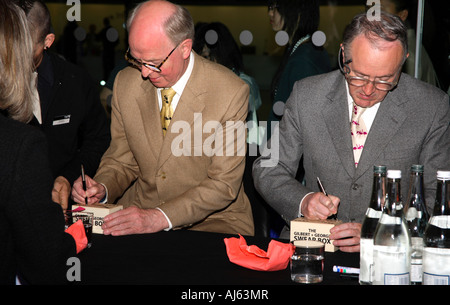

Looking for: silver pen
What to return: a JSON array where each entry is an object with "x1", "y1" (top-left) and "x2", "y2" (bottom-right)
[{"x1": 317, "y1": 177, "x2": 337, "y2": 219}]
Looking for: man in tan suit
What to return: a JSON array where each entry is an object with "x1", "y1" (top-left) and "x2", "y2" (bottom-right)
[{"x1": 71, "y1": 0, "x2": 254, "y2": 236}]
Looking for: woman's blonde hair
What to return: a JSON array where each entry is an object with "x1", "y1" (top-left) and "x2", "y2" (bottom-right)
[{"x1": 0, "y1": 0, "x2": 34, "y2": 123}]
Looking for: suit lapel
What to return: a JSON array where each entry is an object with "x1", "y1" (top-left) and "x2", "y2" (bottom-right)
[
  {"x1": 355, "y1": 91, "x2": 407, "y2": 179},
  {"x1": 323, "y1": 76, "x2": 355, "y2": 178},
  {"x1": 137, "y1": 81, "x2": 164, "y2": 162}
]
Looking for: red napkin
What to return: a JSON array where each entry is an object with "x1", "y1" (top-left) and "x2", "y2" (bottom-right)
[
  {"x1": 224, "y1": 234, "x2": 295, "y2": 271},
  {"x1": 65, "y1": 219, "x2": 88, "y2": 254}
]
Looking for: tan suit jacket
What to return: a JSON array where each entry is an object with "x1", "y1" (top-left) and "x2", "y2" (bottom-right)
[{"x1": 95, "y1": 53, "x2": 254, "y2": 236}]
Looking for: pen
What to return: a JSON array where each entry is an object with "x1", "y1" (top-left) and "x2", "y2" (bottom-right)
[
  {"x1": 316, "y1": 177, "x2": 328, "y2": 196},
  {"x1": 316, "y1": 177, "x2": 337, "y2": 219},
  {"x1": 81, "y1": 164, "x2": 88, "y2": 204}
]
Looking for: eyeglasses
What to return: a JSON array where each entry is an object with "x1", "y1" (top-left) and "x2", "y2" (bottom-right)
[
  {"x1": 125, "y1": 44, "x2": 178, "y2": 73},
  {"x1": 342, "y1": 59, "x2": 399, "y2": 91}
]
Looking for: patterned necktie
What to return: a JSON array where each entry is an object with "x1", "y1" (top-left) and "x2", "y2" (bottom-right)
[
  {"x1": 160, "y1": 87, "x2": 176, "y2": 136},
  {"x1": 350, "y1": 102, "x2": 367, "y2": 167}
]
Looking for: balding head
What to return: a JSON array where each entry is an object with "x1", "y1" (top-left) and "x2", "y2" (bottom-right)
[
  {"x1": 125, "y1": 0, "x2": 194, "y2": 88},
  {"x1": 127, "y1": 0, "x2": 194, "y2": 47}
]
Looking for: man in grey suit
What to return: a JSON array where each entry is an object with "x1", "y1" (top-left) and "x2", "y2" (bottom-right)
[{"x1": 253, "y1": 12, "x2": 450, "y2": 252}]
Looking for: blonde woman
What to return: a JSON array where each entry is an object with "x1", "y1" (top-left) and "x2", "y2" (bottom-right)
[{"x1": 0, "y1": 0, "x2": 77, "y2": 284}]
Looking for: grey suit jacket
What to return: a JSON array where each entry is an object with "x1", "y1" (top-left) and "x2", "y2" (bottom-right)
[{"x1": 253, "y1": 70, "x2": 450, "y2": 230}]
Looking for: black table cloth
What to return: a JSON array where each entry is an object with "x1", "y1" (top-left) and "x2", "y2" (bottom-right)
[{"x1": 76, "y1": 230, "x2": 359, "y2": 286}]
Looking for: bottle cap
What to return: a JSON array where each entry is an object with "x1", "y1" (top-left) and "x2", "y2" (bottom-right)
[
  {"x1": 410, "y1": 164, "x2": 424, "y2": 173},
  {"x1": 437, "y1": 171, "x2": 450, "y2": 180},
  {"x1": 387, "y1": 170, "x2": 401, "y2": 179},
  {"x1": 373, "y1": 165, "x2": 387, "y2": 174}
]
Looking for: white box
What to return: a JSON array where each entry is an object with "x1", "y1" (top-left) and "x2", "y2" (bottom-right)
[
  {"x1": 72, "y1": 204, "x2": 123, "y2": 234},
  {"x1": 290, "y1": 217, "x2": 342, "y2": 252}
]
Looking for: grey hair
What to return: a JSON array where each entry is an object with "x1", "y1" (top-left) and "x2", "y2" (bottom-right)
[
  {"x1": 127, "y1": 0, "x2": 194, "y2": 46},
  {"x1": 342, "y1": 11, "x2": 408, "y2": 64}
]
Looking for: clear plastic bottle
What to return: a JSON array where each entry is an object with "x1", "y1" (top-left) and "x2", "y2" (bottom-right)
[
  {"x1": 359, "y1": 165, "x2": 386, "y2": 285},
  {"x1": 372, "y1": 170, "x2": 411, "y2": 285},
  {"x1": 422, "y1": 170, "x2": 450, "y2": 285},
  {"x1": 404, "y1": 165, "x2": 429, "y2": 285}
]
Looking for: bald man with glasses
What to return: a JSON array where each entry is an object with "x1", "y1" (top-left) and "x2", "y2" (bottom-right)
[
  {"x1": 253, "y1": 12, "x2": 450, "y2": 252},
  {"x1": 72, "y1": 0, "x2": 254, "y2": 236}
]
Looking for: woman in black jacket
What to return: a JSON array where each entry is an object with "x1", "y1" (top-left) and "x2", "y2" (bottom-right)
[{"x1": 0, "y1": 0, "x2": 77, "y2": 284}]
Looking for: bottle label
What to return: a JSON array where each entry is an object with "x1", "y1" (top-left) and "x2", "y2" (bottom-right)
[
  {"x1": 423, "y1": 247, "x2": 450, "y2": 285},
  {"x1": 378, "y1": 214, "x2": 402, "y2": 225},
  {"x1": 405, "y1": 207, "x2": 422, "y2": 222},
  {"x1": 428, "y1": 216, "x2": 450, "y2": 229},
  {"x1": 373, "y1": 245, "x2": 410, "y2": 285},
  {"x1": 411, "y1": 259, "x2": 423, "y2": 283},
  {"x1": 359, "y1": 238, "x2": 374, "y2": 284},
  {"x1": 423, "y1": 273, "x2": 449, "y2": 285},
  {"x1": 365, "y1": 208, "x2": 382, "y2": 219}
]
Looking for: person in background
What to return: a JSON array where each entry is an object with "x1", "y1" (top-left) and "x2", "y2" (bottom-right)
[
  {"x1": 14, "y1": 0, "x2": 111, "y2": 212},
  {"x1": 376, "y1": 0, "x2": 439, "y2": 87},
  {"x1": 72, "y1": 0, "x2": 254, "y2": 236},
  {"x1": 194, "y1": 22, "x2": 271, "y2": 236},
  {"x1": 97, "y1": 17, "x2": 119, "y2": 81},
  {"x1": 0, "y1": 0, "x2": 77, "y2": 284},
  {"x1": 193, "y1": 22, "x2": 262, "y2": 146},
  {"x1": 253, "y1": 12, "x2": 450, "y2": 252},
  {"x1": 266, "y1": 0, "x2": 330, "y2": 140}
]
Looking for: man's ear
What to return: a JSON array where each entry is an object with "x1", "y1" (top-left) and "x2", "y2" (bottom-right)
[
  {"x1": 340, "y1": 43, "x2": 346, "y2": 61},
  {"x1": 397, "y1": 9, "x2": 408, "y2": 22},
  {"x1": 44, "y1": 33, "x2": 56, "y2": 49},
  {"x1": 180, "y1": 38, "x2": 193, "y2": 59}
]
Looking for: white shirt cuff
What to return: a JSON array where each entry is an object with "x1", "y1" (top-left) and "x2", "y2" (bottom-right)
[
  {"x1": 156, "y1": 207, "x2": 173, "y2": 231},
  {"x1": 298, "y1": 192, "x2": 314, "y2": 217},
  {"x1": 99, "y1": 183, "x2": 108, "y2": 203}
]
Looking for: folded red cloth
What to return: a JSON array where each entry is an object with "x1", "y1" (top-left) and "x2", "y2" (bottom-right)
[
  {"x1": 224, "y1": 234, "x2": 295, "y2": 271},
  {"x1": 65, "y1": 219, "x2": 88, "y2": 254}
]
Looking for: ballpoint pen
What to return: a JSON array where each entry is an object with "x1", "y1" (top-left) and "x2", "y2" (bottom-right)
[
  {"x1": 81, "y1": 164, "x2": 88, "y2": 204},
  {"x1": 317, "y1": 177, "x2": 337, "y2": 219}
]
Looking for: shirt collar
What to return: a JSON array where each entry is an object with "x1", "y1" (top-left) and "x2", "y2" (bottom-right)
[{"x1": 163, "y1": 51, "x2": 194, "y2": 96}]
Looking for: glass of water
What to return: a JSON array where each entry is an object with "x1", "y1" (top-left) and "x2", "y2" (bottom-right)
[{"x1": 290, "y1": 240, "x2": 325, "y2": 284}]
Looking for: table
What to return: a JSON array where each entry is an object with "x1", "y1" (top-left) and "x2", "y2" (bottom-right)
[{"x1": 76, "y1": 230, "x2": 359, "y2": 287}]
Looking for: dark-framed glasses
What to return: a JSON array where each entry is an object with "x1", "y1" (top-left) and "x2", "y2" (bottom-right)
[
  {"x1": 341, "y1": 59, "x2": 399, "y2": 92},
  {"x1": 125, "y1": 44, "x2": 178, "y2": 73}
]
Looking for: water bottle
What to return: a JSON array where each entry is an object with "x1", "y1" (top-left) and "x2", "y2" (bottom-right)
[
  {"x1": 422, "y1": 170, "x2": 450, "y2": 285},
  {"x1": 359, "y1": 165, "x2": 386, "y2": 285},
  {"x1": 404, "y1": 165, "x2": 429, "y2": 284},
  {"x1": 372, "y1": 170, "x2": 411, "y2": 285}
]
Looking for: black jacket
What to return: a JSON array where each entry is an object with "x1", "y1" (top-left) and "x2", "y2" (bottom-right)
[
  {"x1": 30, "y1": 51, "x2": 111, "y2": 184},
  {"x1": 0, "y1": 114, "x2": 76, "y2": 284}
]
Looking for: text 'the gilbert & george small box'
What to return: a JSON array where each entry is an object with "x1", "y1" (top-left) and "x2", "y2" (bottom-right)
[
  {"x1": 72, "y1": 204, "x2": 123, "y2": 234},
  {"x1": 290, "y1": 217, "x2": 342, "y2": 252}
]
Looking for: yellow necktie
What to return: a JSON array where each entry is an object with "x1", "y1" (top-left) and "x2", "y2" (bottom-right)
[
  {"x1": 160, "y1": 88, "x2": 176, "y2": 136},
  {"x1": 350, "y1": 102, "x2": 367, "y2": 167}
]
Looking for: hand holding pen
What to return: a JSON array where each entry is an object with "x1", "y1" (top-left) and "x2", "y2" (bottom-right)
[
  {"x1": 71, "y1": 168, "x2": 107, "y2": 205},
  {"x1": 316, "y1": 177, "x2": 338, "y2": 219}
]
